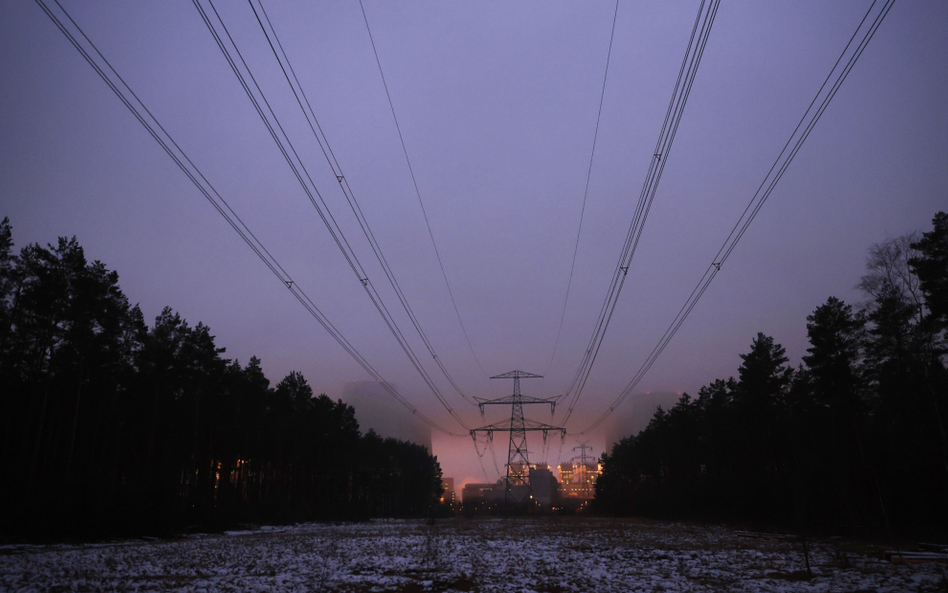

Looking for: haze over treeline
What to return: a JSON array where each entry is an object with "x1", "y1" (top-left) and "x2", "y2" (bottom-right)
[
  {"x1": 0, "y1": 217, "x2": 442, "y2": 540},
  {"x1": 596, "y1": 212, "x2": 948, "y2": 537}
]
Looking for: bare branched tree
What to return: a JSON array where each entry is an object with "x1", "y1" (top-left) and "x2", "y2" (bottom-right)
[{"x1": 858, "y1": 233, "x2": 926, "y2": 325}]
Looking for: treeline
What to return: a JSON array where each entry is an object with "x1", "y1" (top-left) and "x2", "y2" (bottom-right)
[
  {"x1": 0, "y1": 218, "x2": 442, "y2": 540},
  {"x1": 595, "y1": 212, "x2": 948, "y2": 537}
]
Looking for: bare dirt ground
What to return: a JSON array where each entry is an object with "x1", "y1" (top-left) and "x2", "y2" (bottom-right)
[{"x1": 2, "y1": 517, "x2": 946, "y2": 592}]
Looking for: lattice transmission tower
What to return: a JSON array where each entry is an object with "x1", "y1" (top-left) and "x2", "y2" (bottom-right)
[
  {"x1": 571, "y1": 442, "x2": 597, "y2": 499},
  {"x1": 470, "y1": 370, "x2": 565, "y2": 505}
]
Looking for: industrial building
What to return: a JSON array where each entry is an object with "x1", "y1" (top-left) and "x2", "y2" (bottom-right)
[
  {"x1": 557, "y1": 461, "x2": 601, "y2": 499},
  {"x1": 462, "y1": 462, "x2": 560, "y2": 506},
  {"x1": 461, "y1": 482, "x2": 499, "y2": 503},
  {"x1": 440, "y1": 477, "x2": 456, "y2": 508}
]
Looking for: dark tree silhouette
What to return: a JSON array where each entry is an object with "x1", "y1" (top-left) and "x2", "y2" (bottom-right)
[
  {"x1": 596, "y1": 213, "x2": 948, "y2": 537},
  {"x1": 910, "y1": 212, "x2": 948, "y2": 332},
  {"x1": 0, "y1": 220, "x2": 442, "y2": 540}
]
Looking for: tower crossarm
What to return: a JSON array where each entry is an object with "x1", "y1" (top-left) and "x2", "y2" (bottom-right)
[
  {"x1": 474, "y1": 394, "x2": 558, "y2": 414},
  {"x1": 490, "y1": 370, "x2": 543, "y2": 380},
  {"x1": 470, "y1": 419, "x2": 566, "y2": 438}
]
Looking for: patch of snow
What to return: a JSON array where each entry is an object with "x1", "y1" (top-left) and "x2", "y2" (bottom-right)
[{"x1": 2, "y1": 519, "x2": 946, "y2": 592}]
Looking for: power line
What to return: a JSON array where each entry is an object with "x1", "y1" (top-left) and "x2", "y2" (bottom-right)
[
  {"x1": 247, "y1": 0, "x2": 479, "y2": 407},
  {"x1": 545, "y1": 0, "x2": 620, "y2": 375},
  {"x1": 32, "y1": 0, "x2": 468, "y2": 437},
  {"x1": 471, "y1": 432, "x2": 496, "y2": 483},
  {"x1": 358, "y1": 0, "x2": 491, "y2": 379},
  {"x1": 572, "y1": 0, "x2": 896, "y2": 436},
  {"x1": 559, "y1": 0, "x2": 721, "y2": 426},
  {"x1": 193, "y1": 0, "x2": 472, "y2": 431}
]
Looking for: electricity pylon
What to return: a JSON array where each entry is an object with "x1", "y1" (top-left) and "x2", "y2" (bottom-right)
[
  {"x1": 571, "y1": 442, "x2": 596, "y2": 499},
  {"x1": 572, "y1": 442, "x2": 594, "y2": 466},
  {"x1": 470, "y1": 370, "x2": 565, "y2": 505}
]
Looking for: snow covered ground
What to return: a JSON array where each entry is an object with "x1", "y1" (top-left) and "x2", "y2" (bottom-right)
[{"x1": 2, "y1": 517, "x2": 945, "y2": 592}]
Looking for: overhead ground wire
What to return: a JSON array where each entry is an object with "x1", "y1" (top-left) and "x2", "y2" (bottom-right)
[
  {"x1": 358, "y1": 0, "x2": 491, "y2": 380},
  {"x1": 545, "y1": 0, "x2": 621, "y2": 376}
]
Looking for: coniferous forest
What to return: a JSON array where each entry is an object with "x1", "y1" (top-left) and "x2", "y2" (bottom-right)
[
  {"x1": 596, "y1": 212, "x2": 948, "y2": 537},
  {"x1": 0, "y1": 218, "x2": 443, "y2": 540}
]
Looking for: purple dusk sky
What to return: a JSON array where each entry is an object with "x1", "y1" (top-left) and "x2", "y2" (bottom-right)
[{"x1": 2, "y1": 1, "x2": 946, "y2": 487}]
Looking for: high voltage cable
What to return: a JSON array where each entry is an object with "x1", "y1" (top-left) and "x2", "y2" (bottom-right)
[
  {"x1": 560, "y1": 0, "x2": 721, "y2": 426},
  {"x1": 562, "y1": 0, "x2": 717, "y2": 416},
  {"x1": 487, "y1": 437, "x2": 502, "y2": 478},
  {"x1": 562, "y1": 0, "x2": 718, "y2": 418},
  {"x1": 249, "y1": 0, "x2": 487, "y2": 467},
  {"x1": 358, "y1": 0, "x2": 491, "y2": 379},
  {"x1": 31, "y1": 0, "x2": 467, "y2": 438},
  {"x1": 554, "y1": 436, "x2": 567, "y2": 471},
  {"x1": 563, "y1": 0, "x2": 720, "y2": 420},
  {"x1": 247, "y1": 0, "x2": 479, "y2": 407},
  {"x1": 572, "y1": 0, "x2": 896, "y2": 436},
  {"x1": 471, "y1": 434, "x2": 494, "y2": 483},
  {"x1": 545, "y1": 0, "x2": 620, "y2": 375},
  {"x1": 193, "y1": 0, "x2": 471, "y2": 431}
]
